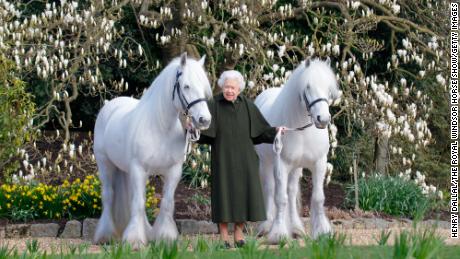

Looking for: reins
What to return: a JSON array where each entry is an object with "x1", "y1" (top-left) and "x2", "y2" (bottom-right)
[{"x1": 172, "y1": 69, "x2": 206, "y2": 159}]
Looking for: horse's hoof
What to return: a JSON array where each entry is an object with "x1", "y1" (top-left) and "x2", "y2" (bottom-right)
[
  {"x1": 94, "y1": 230, "x2": 116, "y2": 245},
  {"x1": 257, "y1": 221, "x2": 272, "y2": 237},
  {"x1": 128, "y1": 240, "x2": 146, "y2": 251},
  {"x1": 122, "y1": 229, "x2": 147, "y2": 249},
  {"x1": 291, "y1": 225, "x2": 306, "y2": 238},
  {"x1": 312, "y1": 227, "x2": 333, "y2": 239},
  {"x1": 266, "y1": 228, "x2": 290, "y2": 244},
  {"x1": 93, "y1": 236, "x2": 112, "y2": 245}
]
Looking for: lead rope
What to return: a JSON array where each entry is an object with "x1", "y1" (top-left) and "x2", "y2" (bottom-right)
[
  {"x1": 272, "y1": 115, "x2": 315, "y2": 156},
  {"x1": 182, "y1": 113, "x2": 201, "y2": 160}
]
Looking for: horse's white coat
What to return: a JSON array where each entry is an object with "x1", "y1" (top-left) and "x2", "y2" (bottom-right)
[
  {"x1": 255, "y1": 58, "x2": 340, "y2": 243},
  {"x1": 93, "y1": 54, "x2": 212, "y2": 247}
]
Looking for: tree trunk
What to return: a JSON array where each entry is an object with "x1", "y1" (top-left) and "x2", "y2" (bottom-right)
[
  {"x1": 161, "y1": 0, "x2": 186, "y2": 63},
  {"x1": 374, "y1": 136, "x2": 389, "y2": 174}
]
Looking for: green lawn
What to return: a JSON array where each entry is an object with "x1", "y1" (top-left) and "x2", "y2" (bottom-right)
[
  {"x1": 2, "y1": 230, "x2": 458, "y2": 259},
  {"x1": 5, "y1": 245, "x2": 455, "y2": 259}
]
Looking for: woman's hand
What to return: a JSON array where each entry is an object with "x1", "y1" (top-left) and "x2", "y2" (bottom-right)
[{"x1": 276, "y1": 126, "x2": 287, "y2": 134}]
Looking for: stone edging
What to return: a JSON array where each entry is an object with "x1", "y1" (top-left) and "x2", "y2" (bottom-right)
[{"x1": 0, "y1": 218, "x2": 450, "y2": 240}]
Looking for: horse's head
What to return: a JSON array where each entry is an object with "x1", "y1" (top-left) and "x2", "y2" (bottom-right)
[
  {"x1": 300, "y1": 57, "x2": 340, "y2": 129},
  {"x1": 173, "y1": 53, "x2": 212, "y2": 130}
]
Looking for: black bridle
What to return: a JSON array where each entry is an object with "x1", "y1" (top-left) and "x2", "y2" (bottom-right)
[
  {"x1": 303, "y1": 91, "x2": 328, "y2": 112},
  {"x1": 293, "y1": 91, "x2": 328, "y2": 130},
  {"x1": 172, "y1": 70, "x2": 207, "y2": 115}
]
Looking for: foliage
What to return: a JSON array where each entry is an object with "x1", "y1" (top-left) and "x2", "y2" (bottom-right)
[
  {"x1": 182, "y1": 144, "x2": 211, "y2": 189},
  {"x1": 345, "y1": 174, "x2": 439, "y2": 219},
  {"x1": 0, "y1": 1, "x2": 450, "y2": 193},
  {"x1": 393, "y1": 228, "x2": 444, "y2": 259},
  {"x1": 307, "y1": 233, "x2": 347, "y2": 259},
  {"x1": 0, "y1": 175, "x2": 158, "y2": 221},
  {"x1": 0, "y1": 56, "x2": 36, "y2": 176}
]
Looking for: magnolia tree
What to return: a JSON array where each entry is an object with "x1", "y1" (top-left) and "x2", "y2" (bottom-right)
[
  {"x1": 0, "y1": 0, "x2": 449, "y2": 188},
  {"x1": 0, "y1": 0, "x2": 146, "y2": 142},
  {"x1": 139, "y1": 0, "x2": 448, "y2": 185}
]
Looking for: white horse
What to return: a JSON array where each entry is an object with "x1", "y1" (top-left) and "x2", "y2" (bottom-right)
[
  {"x1": 93, "y1": 53, "x2": 212, "y2": 247},
  {"x1": 255, "y1": 58, "x2": 340, "y2": 243}
]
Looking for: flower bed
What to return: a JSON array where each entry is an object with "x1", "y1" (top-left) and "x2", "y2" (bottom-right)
[{"x1": 0, "y1": 175, "x2": 158, "y2": 222}]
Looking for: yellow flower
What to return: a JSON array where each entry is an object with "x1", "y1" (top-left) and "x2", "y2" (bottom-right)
[
  {"x1": 7, "y1": 203, "x2": 11, "y2": 208},
  {"x1": 93, "y1": 204, "x2": 97, "y2": 209}
]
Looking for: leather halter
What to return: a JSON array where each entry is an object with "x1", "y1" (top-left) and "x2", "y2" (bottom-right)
[
  {"x1": 172, "y1": 70, "x2": 207, "y2": 115},
  {"x1": 293, "y1": 91, "x2": 328, "y2": 130}
]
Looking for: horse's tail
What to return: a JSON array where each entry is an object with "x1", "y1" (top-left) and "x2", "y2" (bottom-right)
[{"x1": 111, "y1": 169, "x2": 131, "y2": 236}]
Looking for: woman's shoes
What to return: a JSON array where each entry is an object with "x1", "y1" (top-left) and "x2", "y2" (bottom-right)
[
  {"x1": 235, "y1": 239, "x2": 246, "y2": 248},
  {"x1": 220, "y1": 240, "x2": 245, "y2": 249},
  {"x1": 223, "y1": 241, "x2": 231, "y2": 249}
]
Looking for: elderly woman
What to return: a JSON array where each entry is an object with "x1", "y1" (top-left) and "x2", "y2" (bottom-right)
[{"x1": 196, "y1": 70, "x2": 285, "y2": 248}]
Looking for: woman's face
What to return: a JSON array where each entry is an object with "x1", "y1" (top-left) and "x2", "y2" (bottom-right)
[{"x1": 222, "y1": 79, "x2": 241, "y2": 102}]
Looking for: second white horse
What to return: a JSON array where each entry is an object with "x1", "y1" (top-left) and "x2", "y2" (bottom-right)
[{"x1": 255, "y1": 58, "x2": 340, "y2": 243}]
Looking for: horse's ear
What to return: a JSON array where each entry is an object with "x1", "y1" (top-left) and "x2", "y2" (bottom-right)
[
  {"x1": 325, "y1": 57, "x2": 331, "y2": 65},
  {"x1": 199, "y1": 55, "x2": 206, "y2": 66},
  {"x1": 305, "y1": 58, "x2": 311, "y2": 68},
  {"x1": 180, "y1": 52, "x2": 187, "y2": 67}
]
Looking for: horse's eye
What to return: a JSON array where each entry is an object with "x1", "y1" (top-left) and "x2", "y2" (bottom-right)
[{"x1": 184, "y1": 85, "x2": 190, "y2": 90}]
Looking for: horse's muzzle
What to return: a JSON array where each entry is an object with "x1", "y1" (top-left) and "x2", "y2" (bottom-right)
[
  {"x1": 315, "y1": 123, "x2": 328, "y2": 129},
  {"x1": 194, "y1": 116, "x2": 211, "y2": 130},
  {"x1": 314, "y1": 115, "x2": 330, "y2": 129}
]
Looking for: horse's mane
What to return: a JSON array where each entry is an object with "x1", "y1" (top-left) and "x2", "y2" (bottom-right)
[
  {"x1": 283, "y1": 58, "x2": 338, "y2": 97},
  {"x1": 271, "y1": 58, "x2": 339, "y2": 124},
  {"x1": 128, "y1": 57, "x2": 210, "y2": 138}
]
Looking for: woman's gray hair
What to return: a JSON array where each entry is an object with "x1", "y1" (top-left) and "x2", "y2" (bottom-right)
[{"x1": 217, "y1": 70, "x2": 246, "y2": 91}]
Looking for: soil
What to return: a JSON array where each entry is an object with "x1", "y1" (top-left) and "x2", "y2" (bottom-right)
[
  {"x1": 0, "y1": 174, "x2": 449, "y2": 228},
  {"x1": 153, "y1": 174, "x2": 450, "y2": 222},
  {"x1": 1, "y1": 130, "x2": 450, "y2": 226}
]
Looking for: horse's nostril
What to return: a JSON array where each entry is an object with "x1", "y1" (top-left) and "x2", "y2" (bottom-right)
[
  {"x1": 317, "y1": 115, "x2": 331, "y2": 123},
  {"x1": 199, "y1": 117, "x2": 210, "y2": 125}
]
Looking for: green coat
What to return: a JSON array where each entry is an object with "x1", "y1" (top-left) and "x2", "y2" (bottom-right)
[{"x1": 198, "y1": 93, "x2": 277, "y2": 223}]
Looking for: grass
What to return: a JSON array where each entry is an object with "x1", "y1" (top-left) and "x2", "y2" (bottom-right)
[{"x1": 0, "y1": 227, "x2": 457, "y2": 259}]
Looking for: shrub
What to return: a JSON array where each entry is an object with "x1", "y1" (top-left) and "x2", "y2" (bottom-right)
[
  {"x1": 0, "y1": 56, "x2": 36, "y2": 177},
  {"x1": 0, "y1": 175, "x2": 158, "y2": 221},
  {"x1": 345, "y1": 174, "x2": 437, "y2": 219},
  {"x1": 182, "y1": 144, "x2": 211, "y2": 189}
]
